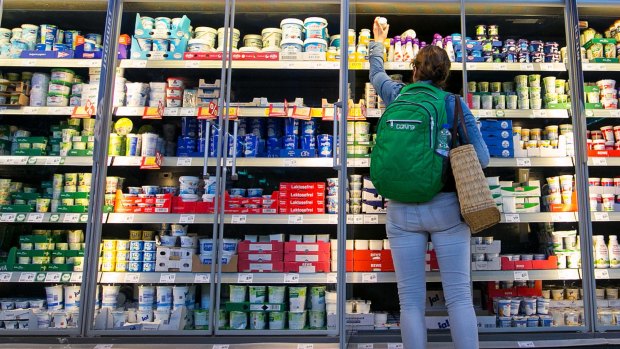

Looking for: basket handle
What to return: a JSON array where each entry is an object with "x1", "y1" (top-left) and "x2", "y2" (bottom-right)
[{"x1": 451, "y1": 94, "x2": 470, "y2": 148}]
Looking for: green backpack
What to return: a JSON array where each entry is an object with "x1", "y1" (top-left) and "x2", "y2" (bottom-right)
[{"x1": 370, "y1": 82, "x2": 451, "y2": 203}]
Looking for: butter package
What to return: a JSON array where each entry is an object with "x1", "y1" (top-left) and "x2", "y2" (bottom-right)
[
  {"x1": 502, "y1": 196, "x2": 541, "y2": 213},
  {"x1": 500, "y1": 180, "x2": 541, "y2": 197}
]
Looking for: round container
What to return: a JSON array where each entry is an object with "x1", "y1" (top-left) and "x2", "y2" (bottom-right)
[
  {"x1": 289, "y1": 286, "x2": 307, "y2": 311},
  {"x1": 304, "y1": 38, "x2": 328, "y2": 53},
  {"x1": 288, "y1": 311, "x2": 307, "y2": 330},
  {"x1": 48, "y1": 82, "x2": 72, "y2": 95},
  {"x1": 261, "y1": 28, "x2": 282, "y2": 49},
  {"x1": 281, "y1": 38, "x2": 303, "y2": 54},
  {"x1": 269, "y1": 311, "x2": 285, "y2": 329},
  {"x1": 309, "y1": 310, "x2": 325, "y2": 328},
  {"x1": 249, "y1": 311, "x2": 266, "y2": 329},
  {"x1": 188, "y1": 39, "x2": 211, "y2": 52},
  {"x1": 304, "y1": 17, "x2": 328, "y2": 39},
  {"x1": 51, "y1": 68, "x2": 75, "y2": 84},
  {"x1": 229, "y1": 311, "x2": 247, "y2": 330},
  {"x1": 194, "y1": 27, "x2": 217, "y2": 49},
  {"x1": 281, "y1": 18, "x2": 304, "y2": 40},
  {"x1": 230, "y1": 285, "x2": 247, "y2": 303},
  {"x1": 243, "y1": 34, "x2": 263, "y2": 49}
]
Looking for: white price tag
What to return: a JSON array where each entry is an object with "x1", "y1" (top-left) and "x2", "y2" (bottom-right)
[
  {"x1": 597, "y1": 64, "x2": 607, "y2": 71},
  {"x1": 288, "y1": 215, "x2": 304, "y2": 224},
  {"x1": 0, "y1": 213, "x2": 16, "y2": 222},
  {"x1": 478, "y1": 110, "x2": 493, "y2": 118},
  {"x1": 532, "y1": 110, "x2": 548, "y2": 118},
  {"x1": 213, "y1": 345, "x2": 229, "y2": 349},
  {"x1": 358, "y1": 344, "x2": 374, "y2": 349},
  {"x1": 121, "y1": 214, "x2": 135, "y2": 223},
  {"x1": 23, "y1": 59, "x2": 36, "y2": 66},
  {"x1": 594, "y1": 212, "x2": 610, "y2": 221},
  {"x1": 225, "y1": 158, "x2": 233, "y2": 167},
  {"x1": 124, "y1": 273, "x2": 141, "y2": 283},
  {"x1": 176, "y1": 157, "x2": 192, "y2": 166},
  {"x1": 63, "y1": 213, "x2": 80, "y2": 223},
  {"x1": 540, "y1": 63, "x2": 554, "y2": 71},
  {"x1": 128, "y1": 60, "x2": 147, "y2": 68},
  {"x1": 328, "y1": 215, "x2": 338, "y2": 224},
  {"x1": 592, "y1": 157, "x2": 608, "y2": 166},
  {"x1": 346, "y1": 215, "x2": 354, "y2": 224},
  {"x1": 284, "y1": 273, "x2": 300, "y2": 283},
  {"x1": 518, "y1": 342, "x2": 535, "y2": 348},
  {"x1": 596, "y1": 269, "x2": 610, "y2": 279},
  {"x1": 26, "y1": 213, "x2": 44, "y2": 223},
  {"x1": 70, "y1": 273, "x2": 83, "y2": 283},
  {"x1": 237, "y1": 273, "x2": 254, "y2": 283},
  {"x1": 514, "y1": 270, "x2": 529, "y2": 281},
  {"x1": 45, "y1": 156, "x2": 63, "y2": 165},
  {"x1": 231, "y1": 215, "x2": 247, "y2": 224},
  {"x1": 362, "y1": 273, "x2": 378, "y2": 283},
  {"x1": 520, "y1": 63, "x2": 534, "y2": 71},
  {"x1": 94, "y1": 345, "x2": 114, "y2": 349},
  {"x1": 194, "y1": 273, "x2": 210, "y2": 283},
  {"x1": 359, "y1": 158, "x2": 370, "y2": 167},
  {"x1": 363, "y1": 215, "x2": 379, "y2": 224},
  {"x1": 495, "y1": 63, "x2": 508, "y2": 70},
  {"x1": 297, "y1": 345, "x2": 313, "y2": 349},
  {"x1": 184, "y1": 61, "x2": 201, "y2": 68},
  {"x1": 165, "y1": 108, "x2": 180, "y2": 117},
  {"x1": 19, "y1": 272, "x2": 36, "y2": 282},
  {"x1": 552, "y1": 214, "x2": 564, "y2": 222},
  {"x1": 0, "y1": 272, "x2": 11, "y2": 282},
  {"x1": 327, "y1": 273, "x2": 338, "y2": 283},
  {"x1": 45, "y1": 272, "x2": 62, "y2": 283},
  {"x1": 516, "y1": 158, "x2": 532, "y2": 167},
  {"x1": 504, "y1": 214, "x2": 521, "y2": 223},
  {"x1": 50, "y1": 107, "x2": 67, "y2": 115},
  {"x1": 558, "y1": 269, "x2": 575, "y2": 280},
  {"x1": 284, "y1": 159, "x2": 297, "y2": 167},
  {"x1": 180, "y1": 107, "x2": 197, "y2": 116},
  {"x1": 466, "y1": 63, "x2": 478, "y2": 70},
  {"x1": 179, "y1": 214, "x2": 195, "y2": 224},
  {"x1": 388, "y1": 344, "x2": 404, "y2": 349},
  {"x1": 160, "y1": 273, "x2": 176, "y2": 283},
  {"x1": 353, "y1": 215, "x2": 364, "y2": 224}
]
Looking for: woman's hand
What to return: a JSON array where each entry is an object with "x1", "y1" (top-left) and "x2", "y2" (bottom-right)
[{"x1": 373, "y1": 17, "x2": 389, "y2": 43}]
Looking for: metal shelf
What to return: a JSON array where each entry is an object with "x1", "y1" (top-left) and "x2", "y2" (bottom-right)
[
  {"x1": 585, "y1": 109, "x2": 620, "y2": 118},
  {"x1": 488, "y1": 157, "x2": 574, "y2": 167},
  {"x1": 0, "y1": 58, "x2": 101, "y2": 68},
  {"x1": 472, "y1": 109, "x2": 569, "y2": 119},
  {"x1": 500, "y1": 212, "x2": 577, "y2": 223},
  {"x1": 583, "y1": 63, "x2": 620, "y2": 72},
  {"x1": 0, "y1": 106, "x2": 74, "y2": 116},
  {"x1": 0, "y1": 156, "x2": 92, "y2": 166},
  {"x1": 0, "y1": 212, "x2": 95, "y2": 223},
  {"x1": 105, "y1": 213, "x2": 385, "y2": 225},
  {"x1": 0, "y1": 271, "x2": 83, "y2": 283},
  {"x1": 588, "y1": 157, "x2": 620, "y2": 166},
  {"x1": 465, "y1": 62, "x2": 566, "y2": 72},
  {"x1": 589, "y1": 212, "x2": 620, "y2": 222}
]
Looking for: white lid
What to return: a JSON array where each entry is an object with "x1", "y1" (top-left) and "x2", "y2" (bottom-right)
[
  {"x1": 281, "y1": 38, "x2": 303, "y2": 45},
  {"x1": 261, "y1": 28, "x2": 282, "y2": 35},
  {"x1": 280, "y1": 18, "x2": 304, "y2": 27},
  {"x1": 189, "y1": 39, "x2": 210, "y2": 45},
  {"x1": 243, "y1": 34, "x2": 262, "y2": 40},
  {"x1": 361, "y1": 28, "x2": 371, "y2": 32},
  {"x1": 304, "y1": 17, "x2": 328, "y2": 25},
  {"x1": 195, "y1": 26, "x2": 217, "y2": 33},
  {"x1": 304, "y1": 38, "x2": 328, "y2": 45}
]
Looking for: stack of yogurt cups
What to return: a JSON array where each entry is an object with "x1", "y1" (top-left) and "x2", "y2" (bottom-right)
[
  {"x1": 216, "y1": 27, "x2": 241, "y2": 51},
  {"x1": 29, "y1": 72, "x2": 51, "y2": 107},
  {"x1": 348, "y1": 175, "x2": 362, "y2": 214},
  {"x1": 326, "y1": 177, "x2": 338, "y2": 214},
  {"x1": 126, "y1": 82, "x2": 149, "y2": 107}
]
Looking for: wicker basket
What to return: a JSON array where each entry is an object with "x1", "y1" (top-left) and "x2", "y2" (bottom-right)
[{"x1": 450, "y1": 144, "x2": 500, "y2": 233}]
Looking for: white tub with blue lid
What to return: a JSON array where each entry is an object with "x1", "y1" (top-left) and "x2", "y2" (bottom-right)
[
  {"x1": 188, "y1": 39, "x2": 211, "y2": 52},
  {"x1": 280, "y1": 18, "x2": 304, "y2": 40},
  {"x1": 304, "y1": 38, "x2": 327, "y2": 53},
  {"x1": 304, "y1": 17, "x2": 328, "y2": 39},
  {"x1": 281, "y1": 38, "x2": 303, "y2": 54}
]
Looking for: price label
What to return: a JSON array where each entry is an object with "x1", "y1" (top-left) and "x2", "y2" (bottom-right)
[
  {"x1": 514, "y1": 270, "x2": 530, "y2": 281},
  {"x1": 26, "y1": 213, "x2": 44, "y2": 223},
  {"x1": 353, "y1": 215, "x2": 364, "y2": 224},
  {"x1": 516, "y1": 158, "x2": 532, "y2": 167},
  {"x1": 180, "y1": 107, "x2": 197, "y2": 116},
  {"x1": 388, "y1": 344, "x2": 404, "y2": 349},
  {"x1": 478, "y1": 110, "x2": 493, "y2": 118},
  {"x1": 0, "y1": 272, "x2": 11, "y2": 282},
  {"x1": 328, "y1": 215, "x2": 338, "y2": 224},
  {"x1": 165, "y1": 108, "x2": 180, "y2": 117},
  {"x1": 504, "y1": 214, "x2": 521, "y2": 223},
  {"x1": 127, "y1": 60, "x2": 147, "y2": 68},
  {"x1": 594, "y1": 212, "x2": 610, "y2": 221},
  {"x1": 558, "y1": 269, "x2": 575, "y2": 280},
  {"x1": 124, "y1": 273, "x2": 141, "y2": 283},
  {"x1": 532, "y1": 110, "x2": 548, "y2": 118},
  {"x1": 327, "y1": 273, "x2": 338, "y2": 283},
  {"x1": 466, "y1": 63, "x2": 478, "y2": 70},
  {"x1": 237, "y1": 273, "x2": 254, "y2": 283},
  {"x1": 288, "y1": 215, "x2": 304, "y2": 224},
  {"x1": 231, "y1": 215, "x2": 247, "y2": 224},
  {"x1": 284, "y1": 159, "x2": 297, "y2": 167},
  {"x1": 45, "y1": 272, "x2": 62, "y2": 283},
  {"x1": 179, "y1": 214, "x2": 195, "y2": 224},
  {"x1": 184, "y1": 61, "x2": 201, "y2": 68},
  {"x1": 363, "y1": 215, "x2": 379, "y2": 224},
  {"x1": 194, "y1": 273, "x2": 210, "y2": 283},
  {"x1": 297, "y1": 345, "x2": 313, "y2": 349},
  {"x1": 63, "y1": 213, "x2": 80, "y2": 223},
  {"x1": 518, "y1": 342, "x2": 535, "y2": 348},
  {"x1": 349, "y1": 62, "x2": 364, "y2": 70},
  {"x1": 225, "y1": 158, "x2": 233, "y2": 167},
  {"x1": 23, "y1": 59, "x2": 36, "y2": 66},
  {"x1": 552, "y1": 214, "x2": 564, "y2": 222},
  {"x1": 213, "y1": 345, "x2": 229, "y2": 349},
  {"x1": 45, "y1": 157, "x2": 63, "y2": 165},
  {"x1": 495, "y1": 63, "x2": 508, "y2": 71},
  {"x1": 597, "y1": 64, "x2": 607, "y2": 71},
  {"x1": 362, "y1": 273, "x2": 378, "y2": 283},
  {"x1": 94, "y1": 345, "x2": 114, "y2": 349},
  {"x1": 592, "y1": 157, "x2": 608, "y2": 166},
  {"x1": 159, "y1": 273, "x2": 177, "y2": 283},
  {"x1": 0, "y1": 213, "x2": 16, "y2": 222},
  {"x1": 19, "y1": 272, "x2": 36, "y2": 282},
  {"x1": 540, "y1": 63, "x2": 554, "y2": 71},
  {"x1": 520, "y1": 63, "x2": 534, "y2": 71},
  {"x1": 359, "y1": 158, "x2": 370, "y2": 167},
  {"x1": 358, "y1": 344, "x2": 374, "y2": 349},
  {"x1": 70, "y1": 273, "x2": 83, "y2": 283},
  {"x1": 284, "y1": 273, "x2": 300, "y2": 283},
  {"x1": 50, "y1": 107, "x2": 67, "y2": 115},
  {"x1": 176, "y1": 157, "x2": 192, "y2": 166},
  {"x1": 596, "y1": 269, "x2": 610, "y2": 279}
]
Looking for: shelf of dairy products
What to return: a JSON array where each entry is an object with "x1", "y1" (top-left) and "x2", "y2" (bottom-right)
[
  {"x1": 589, "y1": 212, "x2": 620, "y2": 222},
  {"x1": 0, "y1": 212, "x2": 98, "y2": 223},
  {"x1": 0, "y1": 156, "x2": 93, "y2": 166},
  {"x1": 0, "y1": 59, "x2": 101, "y2": 68},
  {"x1": 585, "y1": 109, "x2": 620, "y2": 118},
  {"x1": 588, "y1": 157, "x2": 620, "y2": 166},
  {"x1": 111, "y1": 156, "x2": 334, "y2": 168},
  {"x1": 500, "y1": 212, "x2": 577, "y2": 223},
  {"x1": 0, "y1": 271, "x2": 84, "y2": 283},
  {"x1": 583, "y1": 63, "x2": 620, "y2": 72},
  {"x1": 489, "y1": 157, "x2": 574, "y2": 167},
  {"x1": 465, "y1": 62, "x2": 566, "y2": 72},
  {"x1": 0, "y1": 107, "x2": 75, "y2": 116},
  {"x1": 472, "y1": 109, "x2": 570, "y2": 119}
]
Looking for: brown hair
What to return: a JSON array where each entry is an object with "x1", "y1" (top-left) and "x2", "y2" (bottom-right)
[{"x1": 412, "y1": 45, "x2": 451, "y2": 88}]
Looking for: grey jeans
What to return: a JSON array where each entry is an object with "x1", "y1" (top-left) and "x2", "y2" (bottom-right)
[{"x1": 386, "y1": 192, "x2": 479, "y2": 349}]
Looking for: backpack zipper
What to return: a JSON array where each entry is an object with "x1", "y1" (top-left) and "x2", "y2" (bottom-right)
[
  {"x1": 387, "y1": 119, "x2": 422, "y2": 127},
  {"x1": 385, "y1": 101, "x2": 434, "y2": 148}
]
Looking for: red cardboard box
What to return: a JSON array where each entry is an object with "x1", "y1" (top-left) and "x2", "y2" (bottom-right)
[
  {"x1": 353, "y1": 260, "x2": 395, "y2": 272},
  {"x1": 279, "y1": 199, "x2": 325, "y2": 207},
  {"x1": 279, "y1": 182, "x2": 326, "y2": 191},
  {"x1": 238, "y1": 241, "x2": 284, "y2": 253},
  {"x1": 353, "y1": 250, "x2": 393, "y2": 262},
  {"x1": 285, "y1": 241, "x2": 330, "y2": 253},
  {"x1": 531, "y1": 256, "x2": 558, "y2": 269},
  {"x1": 284, "y1": 252, "x2": 330, "y2": 262},
  {"x1": 172, "y1": 197, "x2": 215, "y2": 213},
  {"x1": 279, "y1": 190, "x2": 325, "y2": 199},
  {"x1": 237, "y1": 260, "x2": 284, "y2": 272},
  {"x1": 279, "y1": 206, "x2": 325, "y2": 214},
  {"x1": 284, "y1": 261, "x2": 330, "y2": 273},
  {"x1": 238, "y1": 251, "x2": 284, "y2": 262}
]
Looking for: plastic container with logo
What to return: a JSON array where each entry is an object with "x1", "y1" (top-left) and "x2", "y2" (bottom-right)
[
  {"x1": 304, "y1": 17, "x2": 328, "y2": 40},
  {"x1": 281, "y1": 38, "x2": 303, "y2": 54},
  {"x1": 280, "y1": 18, "x2": 304, "y2": 40},
  {"x1": 261, "y1": 28, "x2": 282, "y2": 49},
  {"x1": 304, "y1": 38, "x2": 327, "y2": 53}
]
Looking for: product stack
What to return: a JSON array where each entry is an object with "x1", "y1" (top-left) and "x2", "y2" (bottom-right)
[
  {"x1": 278, "y1": 182, "x2": 325, "y2": 214},
  {"x1": 6, "y1": 231, "x2": 85, "y2": 272},
  {"x1": 469, "y1": 76, "x2": 569, "y2": 110},
  {"x1": 549, "y1": 230, "x2": 581, "y2": 269},
  {"x1": 347, "y1": 121, "x2": 374, "y2": 157},
  {"x1": 237, "y1": 237, "x2": 285, "y2": 273},
  {"x1": 130, "y1": 14, "x2": 191, "y2": 60},
  {"x1": 0, "y1": 71, "x2": 30, "y2": 106},
  {"x1": 581, "y1": 25, "x2": 620, "y2": 62},
  {"x1": 587, "y1": 123, "x2": 620, "y2": 151},
  {"x1": 588, "y1": 177, "x2": 620, "y2": 212}
]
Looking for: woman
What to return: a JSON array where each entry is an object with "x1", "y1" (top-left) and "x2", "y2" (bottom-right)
[{"x1": 370, "y1": 18, "x2": 490, "y2": 349}]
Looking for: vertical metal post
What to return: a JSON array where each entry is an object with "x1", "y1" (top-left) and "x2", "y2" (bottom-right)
[
  {"x1": 564, "y1": 0, "x2": 597, "y2": 333},
  {"x1": 208, "y1": 0, "x2": 232, "y2": 333},
  {"x1": 460, "y1": 0, "x2": 468, "y2": 97},
  {"x1": 81, "y1": 0, "x2": 123, "y2": 336},
  {"x1": 338, "y1": 0, "x2": 350, "y2": 347},
  {"x1": 0, "y1": 0, "x2": 4, "y2": 27}
]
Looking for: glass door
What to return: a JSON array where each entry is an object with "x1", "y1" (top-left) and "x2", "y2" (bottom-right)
[
  {"x1": 0, "y1": 0, "x2": 106, "y2": 335},
  {"x1": 88, "y1": 0, "x2": 228, "y2": 336},
  {"x1": 212, "y1": 0, "x2": 345, "y2": 340}
]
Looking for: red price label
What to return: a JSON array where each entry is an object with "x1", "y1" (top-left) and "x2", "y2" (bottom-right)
[
  {"x1": 208, "y1": 100, "x2": 218, "y2": 116},
  {"x1": 71, "y1": 100, "x2": 95, "y2": 119},
  {"x1": 142, "y1": 101, "x2": 164, "y2": 120}
]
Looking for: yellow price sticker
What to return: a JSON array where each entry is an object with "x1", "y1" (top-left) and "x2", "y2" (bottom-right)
[{"x1": 349, "y1": 62, "x2": 364, "y2": 70}]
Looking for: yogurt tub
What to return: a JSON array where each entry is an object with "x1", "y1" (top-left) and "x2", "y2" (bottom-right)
[
  {"x1": 289, "y1": 286, "x2": 307, "y2": 311},
  {"x1": 194, "y1": 27, "x2": 217, "y2": 48},
  {"x1": 268, "y1": 286, "x2": 286, "y2": 303},
  {"x1": 281, "y1": 18, "x2": 304, "y2": 40},
  {"x1": 230, "y1": 311, "x2": 247, "y2": 330},
  {"x1": 261, "y1": 28, "x2": 282, "y2": 48},
  {"x1": 268, "y1": 311, "x2": 286, "y2": 329},
  {"x1": 217, "y1": 27, "x2": 241, "y2": 50},
  {"x1": 49, "y1": 83, "x2": 72, "y2": 98},
  {"x1": 288, "y1": 311, "x2": 307, "y2": 330},
  {"x1": 329, "y1": 35, "x2": 341, "y2": 48},
  {"x1": 188, "y1": 38, "x2": 211, "y2": 52},
  {"x1": 230, "y1": 285, "x2": 247, "y2": 303},
  {"x1": 51, "y1": 68, "x2": 75, "y2": 84},
  {"x1": 249, "y1": 286, "x2": 266, "y2": 304},
  {"x1": 249, "y1": 311, "x2": 266, "y2": 330},
  {"x1": 47, "y1": 93, "x2": 69, "y2": 107},
  {"x1": 281, "y1": 38, "x2": 304, "y2": 54},
  {"x1": 304, "y1": 17, "x2": 328, "y2": 39},
  {"x1": 304, "y1": 38, "x2": 328, "y2": 53},
  {"x1": 167, "y1": 77, "x2": 185, "y2": 88},
  {"x1": 309, "y1": 310, "x2": 325, "y2": 328},
  {"x1": 243, "y1": 34, "x2": 263, "y2": 48}
]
